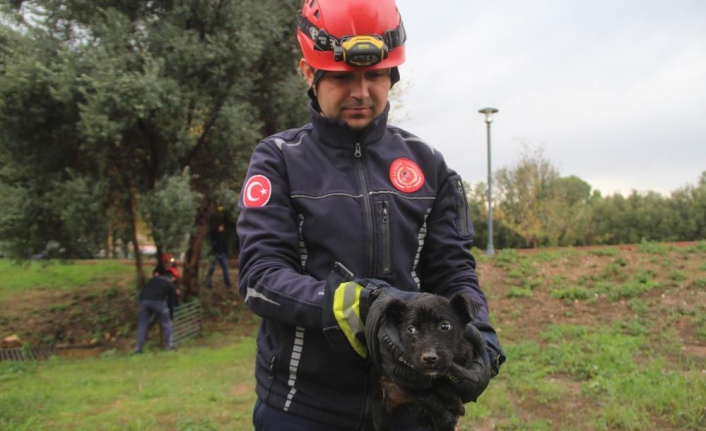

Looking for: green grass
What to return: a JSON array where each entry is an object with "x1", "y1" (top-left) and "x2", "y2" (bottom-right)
[
  {"x1": 0, "y1": 338, "x2": 257, "y2": 431},
  {"x1": 2, "y1": 244, "x2": 706, "y2": 431},
  {"x1": 0, "y1": 260, "x2": 135, "y2": 300},
  {"x1": 483, "y1": 325, "x2": 706, "y2": 431}
]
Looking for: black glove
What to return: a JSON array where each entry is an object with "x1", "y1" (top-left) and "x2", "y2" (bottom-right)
[
  {"x1": 321, "y1": 263, "x2": 392, "y2": 361},
  {"x1": 441, "y1": 323, "x2": 492, "y2": 403}
]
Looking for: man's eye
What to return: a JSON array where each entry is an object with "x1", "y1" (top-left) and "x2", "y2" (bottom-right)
[
  {"x1": 407, "y1": 326, "x2": 417, "y2": 334},
  {"x1": 365, "y1": 71, "x2": 387, "y2": 80},
  {"x1": 330, "y1": 73, "x2": 352, "y2": 81},
  {"x1": 440, "y1": 322, "x2": 452, "y2": 331}
]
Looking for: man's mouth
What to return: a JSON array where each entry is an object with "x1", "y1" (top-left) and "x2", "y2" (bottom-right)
[{"x1": 344, "y1": 106, "x2": 370, "y2": 113}]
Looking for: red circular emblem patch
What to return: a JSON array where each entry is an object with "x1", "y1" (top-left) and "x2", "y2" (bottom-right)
[
  {"x1": 389, "y1": 158, "x2": 425, "y2": 193},
  {"x1": 243, "y1": 175, "x2": 272, "y2": 208}
]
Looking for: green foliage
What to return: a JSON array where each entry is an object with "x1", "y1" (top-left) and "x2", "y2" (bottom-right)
[
  {"x1": 613, "y1": 318, "x2": 651, "y2": 336},
  {"x1": 637, "y1": 240, "x2": 673, "y2": 255},
  {"x1": 140, "y1": 172, "x2": 201, "y2": 255},
  {"x1": 552, "y1": 286, "x2": 596, "y2": 301},
  {"x1": 52, "y1": 175, "x2": 109, "y2": 257},
  {"x1": 507, "y1": 287, "x2": 533, "y2": 298},
  {"x1": 494, "y1": 144, "x2": 561, "y2": 248},
  {"x1": 469, "y1": 148, "x2": 706, "y2": 249},
  {"x1": 608, "y1": 270, "x2": 660, "y2": 300},
  {"x1": 493, "y1": 249, "x2": 521, "y2": 269},
  {"x1": 0, "y1": 0, "x2": 308, "y2": 264},
  {"x1": 628, "y1": 298, "x2": 649, "y2": 315},
  {"x1": 669, "y1": 269, "x2": 687, "y2": 282}
]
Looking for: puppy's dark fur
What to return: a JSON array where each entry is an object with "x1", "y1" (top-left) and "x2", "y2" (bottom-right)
[{"x1": 373, "y1": 294, "x2": 479, "y2": 431}]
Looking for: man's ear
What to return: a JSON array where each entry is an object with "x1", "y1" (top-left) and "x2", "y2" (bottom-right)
[{"x1": 299, "y1": 58, "x2": 315, "y2": 87}]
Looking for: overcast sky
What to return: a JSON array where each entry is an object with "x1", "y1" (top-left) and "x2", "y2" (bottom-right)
[{"x1": 392, "y1": 0, "x2": 706, "y2": 196}]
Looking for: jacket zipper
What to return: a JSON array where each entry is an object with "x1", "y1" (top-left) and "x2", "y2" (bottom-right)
[
  {"x1": 381, "y1": 201, "x2": 391, "y2": 275},
  {"x1": 354, "y1": 143, "x2": 375, "y2": 276}
]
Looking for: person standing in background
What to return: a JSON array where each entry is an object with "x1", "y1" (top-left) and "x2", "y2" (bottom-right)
[{"x1": 205, "y1": 223, "x2": 232, "y2": 290}]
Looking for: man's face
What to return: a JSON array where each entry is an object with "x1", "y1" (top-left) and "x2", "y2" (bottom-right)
[{"x1": 300, "y1": 60, "x2": 392, "y2": 132}]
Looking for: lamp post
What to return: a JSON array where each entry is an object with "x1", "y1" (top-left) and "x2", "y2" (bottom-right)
[{"x1": 478, "y1": 107, "x2": 498, "y2": 256}]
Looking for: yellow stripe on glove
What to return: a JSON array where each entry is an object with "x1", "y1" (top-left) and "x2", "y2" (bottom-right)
[{"x1": 333, "y1": 281, "x2": 367, "y2": 358}]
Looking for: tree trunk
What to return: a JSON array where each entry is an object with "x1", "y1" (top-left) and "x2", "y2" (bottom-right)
[
  {"x1": 107, "y1": 230, "x2": 113, "y2": 259},
  {"x1": 126, "y1": 185, "x2": 147, "y2": 288},
  {"x1": 181, "y1": 202, "x2": 212, "y2": 297}
]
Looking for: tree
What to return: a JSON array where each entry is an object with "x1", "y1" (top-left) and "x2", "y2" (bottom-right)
[
  {"x1": 494, "y1": 144, "x2": 559, "y2": 248},
  {"x1": 0, "y1": 17, "x2": 102, "y2": 260},
  {"x1": 0, "y1": 1, "x2": 308, "y2": 291},
  {"x1": 669, "y1": 171, "x2": 706, "y2": 241},
  {"x1": 543, "y1": 175, "x2": 594, "y2": 246}
]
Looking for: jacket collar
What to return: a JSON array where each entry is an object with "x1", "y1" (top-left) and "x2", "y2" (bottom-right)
[{"x1": 309, "y1": 102, "x2": 390, "y2": 149}]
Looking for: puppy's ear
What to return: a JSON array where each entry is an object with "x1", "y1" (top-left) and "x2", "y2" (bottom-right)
[
  {"x1": 384, "y1": 298, "x2": 407, "y2": 324},
  {"x1": 450, "y1": 295, "x2": 480, "y2": 325}
]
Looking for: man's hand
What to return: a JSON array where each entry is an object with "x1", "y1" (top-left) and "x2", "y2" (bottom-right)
[
  {"x1": 442, "y1": 324, "x2": 492, "y2": 403},
  {"x1": 321, "y1": 263, "x2": 392, "y2": 361}
]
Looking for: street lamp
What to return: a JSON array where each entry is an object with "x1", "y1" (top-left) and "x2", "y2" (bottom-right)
[{"x1": 478, "y1": 107, "x2": 498, "y2": 256}]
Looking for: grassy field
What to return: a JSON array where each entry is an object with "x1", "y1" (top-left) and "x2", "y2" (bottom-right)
[
  {"x1": 0, "y1": 340, "x2": 257, "y2": 430},
  {"x1": 1, "y1": 242, "x2": 705, "y2": 430},
  {"x1": 0, "y1": 259, "x2": 134, "y2": 301}
]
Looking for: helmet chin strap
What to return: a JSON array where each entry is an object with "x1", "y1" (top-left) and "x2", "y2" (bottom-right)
[
  {"x1": 306, "y1": 68, "x2": 326, "y2": 109},
  {"x1": 390, "y1": 67, "x2": 400, "y2": 86}
]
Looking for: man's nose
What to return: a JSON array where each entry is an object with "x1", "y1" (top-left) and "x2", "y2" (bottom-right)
[{"x1": 350, "y1": 74, "x2": 370, "y2": 99}]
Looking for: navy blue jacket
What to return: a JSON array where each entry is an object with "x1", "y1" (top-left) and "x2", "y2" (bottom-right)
[
  {"x1": 237, "y1": 103, "x2": 503, "y2": 430},
  {"x1": 208, "y1": 229, "x2": 229, "y2": 255},
  {"x1": 139, "y1": 275, "x2": 178, "y2": 317}
]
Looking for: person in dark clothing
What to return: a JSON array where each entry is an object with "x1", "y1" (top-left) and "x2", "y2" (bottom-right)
[
  {"x1": 205, "y1": 223, "x2": 232, "y2": 289},
  {"x1": 153, "y1": 252, "x2": 177, "y2": 277},
  {"x1": 153, "y1": 252, "x2": 182, "y2": 299},
  {"x1": 236, "y1": 0, "x2": 505, "y2": 429},
  {"x1": 135, "y1": 267, "x2": 179, "y2": 353}
]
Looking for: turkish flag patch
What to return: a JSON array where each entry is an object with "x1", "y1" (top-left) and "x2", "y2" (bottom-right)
[
  {"x1": 389, "y1": 158, "x2": 425, "y2": 193},
  {"x1": 243, "y1": 175, "x2": 272, "y2": 208}
]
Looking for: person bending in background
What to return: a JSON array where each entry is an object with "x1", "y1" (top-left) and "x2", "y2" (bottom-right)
[{"x1": 135, "y1": 267, "x2": 179, "y2": 353}]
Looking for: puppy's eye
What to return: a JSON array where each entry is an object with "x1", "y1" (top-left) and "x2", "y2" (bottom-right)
[
  {"x1": 407, "y1": 326, "x2": 417, "y2": 334},
  {"x1": 440, "y1": 322, "x2": 452, "y2": 331}
]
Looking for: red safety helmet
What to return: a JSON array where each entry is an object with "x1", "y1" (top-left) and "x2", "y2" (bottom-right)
[
  {"x1": 161, "y1": 252, "x2": 175, "y2": 265},
  {"x1": 297, "y1": 0, "x2": 406, "y2": 72},
  {"x1": 165, "y1": 266, "x2": 180, "y2": 281}
]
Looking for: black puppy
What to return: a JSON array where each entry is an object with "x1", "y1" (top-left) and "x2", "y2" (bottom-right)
[{"x1": 373, "y1": 293, "x2": 479, "y2": 431}]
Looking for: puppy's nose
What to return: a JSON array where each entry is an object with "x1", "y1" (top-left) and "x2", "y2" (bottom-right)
[{"x1": 421, "y1": 353, "x2": 439, "y2": 366}]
